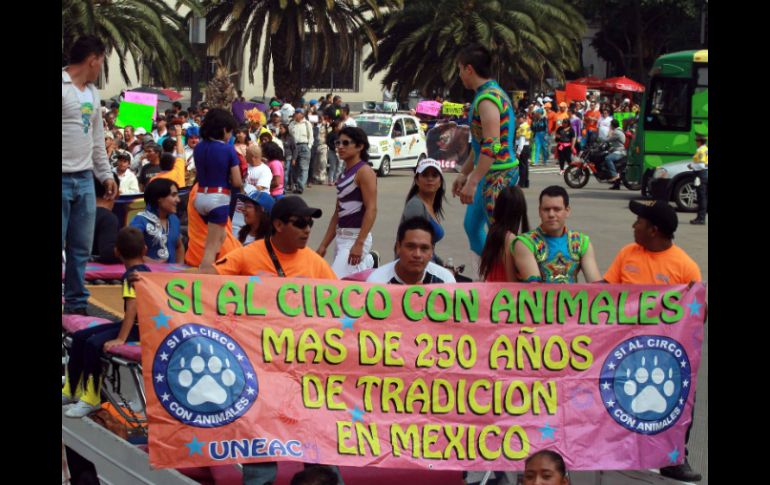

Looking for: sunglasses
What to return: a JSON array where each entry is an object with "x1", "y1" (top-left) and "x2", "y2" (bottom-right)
[
  {"x1": 287, "y1": 216, "x2": 314, "y2": 229},
  {"x1": 334, "y1": 139, "x2": 353, "y2": 147}
]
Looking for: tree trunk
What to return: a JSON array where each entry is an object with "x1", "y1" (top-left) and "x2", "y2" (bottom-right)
[
  {"x1": 270, "y1": 28, "x2": 303, "y2": 102},
  {"x1": 632, "y1": 0, "x2": 646, "y2": 84}
]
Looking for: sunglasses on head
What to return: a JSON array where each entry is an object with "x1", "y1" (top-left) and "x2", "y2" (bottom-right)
[
  {"x1": 286, "y1": 216, "x2": 314, "y2": 229},
  {"x1": 334, "y1": 139, "x2": 353, "y2": 147}
]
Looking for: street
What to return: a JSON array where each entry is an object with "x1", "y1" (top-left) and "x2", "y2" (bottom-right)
[{"x1": 301, "y1": 165, "x2": 709, "y2": 484}]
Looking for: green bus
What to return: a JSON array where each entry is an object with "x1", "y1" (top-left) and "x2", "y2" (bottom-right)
[{"x1": 627, "y1": 50, "x2": 708, "y2": 193}]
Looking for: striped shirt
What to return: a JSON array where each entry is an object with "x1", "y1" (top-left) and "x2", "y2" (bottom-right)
[
  {"x1": 469, "y1": 79, "x2": 518, "y2": 171},
  {"x1": 336, "y1": 161, "x2": 367, "y2": 228}
]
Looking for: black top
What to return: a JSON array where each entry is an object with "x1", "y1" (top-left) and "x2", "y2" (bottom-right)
[
  {"x1": 139, "y1": 163, "x2": 162, "y2": 188},
  {"x1": 92, "y1": 207, "x2": 120, "y2": 264},
  {"x1": 556, "y1": 126, "x2": 575, "y2": 143},
  {"x1": 121, "y1": 264, "x2": 151, "y2": 316}
]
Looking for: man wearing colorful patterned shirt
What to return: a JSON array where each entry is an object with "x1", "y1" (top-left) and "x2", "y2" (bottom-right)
[
  {"x1": 513, "y1": 185, "x2": 601, "y2": 283},
  {"x1": 452, "y1": 44, "x2": 520, "y2": 256}
]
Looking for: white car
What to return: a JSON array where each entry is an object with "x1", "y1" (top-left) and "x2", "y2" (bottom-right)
[
  {"x1": 648, "y1": 160, "x2": 700, "y2": 212},
  {"x1": 354, "y1": 113, "x2": 427, "y2": 176}
]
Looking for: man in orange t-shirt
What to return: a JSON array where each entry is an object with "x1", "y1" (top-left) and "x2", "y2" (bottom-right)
[
  {"x1": 212, "y1": 196, "x2": 336, "y2": 280},
  {"x1": 602, "y1": 199, "x2": 703, "y2": 483},
  {"x1": 603, "y1": 200, "x2": 701, "y2": 284},
  {"x1": 584, "y1": 104, "x2": 601, "y2": 147}
]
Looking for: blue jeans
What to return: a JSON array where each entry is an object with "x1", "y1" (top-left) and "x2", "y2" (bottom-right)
[
  {"x1": 463, "y1": 181, "x2": 487, "y2": 256},
  {"x1": 284, "y1": 157, "x2": 293, "y2": 188},
  {"x1": 295, "y1": 143, "x2": 311, "y2": 190},
  {"x1": 242, "y1": 462, "x2": 344, "y2": 485},
  {"x1": 327, "y1": 150, "x2": 340, "y2": 183},
  {"x1": 605, "y1": 152, "x2": 624, "y2": 178},
  {"x1": 62, "y1": 171, "x2": 96, "y2": 312},
  {"x1": 532, "y1": 132, "x2": 548, "y2": 165}
]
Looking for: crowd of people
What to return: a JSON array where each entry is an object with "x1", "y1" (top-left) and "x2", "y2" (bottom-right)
[
  {"x1": 63, "y1": 36, "x2": 705, "y2": 484},
  {"x1": 511, "y1": 91, "x2": 640, "y2": 182}
]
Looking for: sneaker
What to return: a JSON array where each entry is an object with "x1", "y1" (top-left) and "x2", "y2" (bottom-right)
[
  {"x1": 659, "y1": 461, "x2": 702, "y2": 482},
  {"x1": 690, "y1": 218, "x2": 706, "y2": 225},
  {"x1": 65, "y1": 400, "x2": 100, "y2": 418},
  {"x1": 62, "y1": 393, "x2": 77, "y2": 406},
  {"x1": 559, "y1": 169, "x2": 565, "y2": 175}
]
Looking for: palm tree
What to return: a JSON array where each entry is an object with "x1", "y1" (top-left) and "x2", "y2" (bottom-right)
[
  {"x1": 62, "y1": 0, "x2": 202, "y2": 87},
  {"x1": 363, "y1": 0, "x2": 586, "y2": 101},
  {"x1": 202, "y1": 0, "x2": 402, "y2": 101}
]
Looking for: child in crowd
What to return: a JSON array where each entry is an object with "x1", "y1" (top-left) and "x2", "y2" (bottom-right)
[
  {"x1": 262, "y1": 140, "x2": 285, "y2": 199},
  {"x1": 523, "y1": 450, "x2": 569, "y2": 485},
  {"x1": 63, "y1": 227, "x2": 151, "y2": 418}
]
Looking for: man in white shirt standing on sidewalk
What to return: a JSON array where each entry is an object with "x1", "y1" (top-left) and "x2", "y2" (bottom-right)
[
  {"x1": 62, "y1": 35, "x2": 117, "y2": 315},
  {"x1": 289, "y1": 108, "x2": 314, "y2": 194}
]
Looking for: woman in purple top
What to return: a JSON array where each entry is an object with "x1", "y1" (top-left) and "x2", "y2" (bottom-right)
[
  {"x1": 192, "y1": 108, "x2": 243, "y2": 270},
  {"x1": 317, "y1": 127, "x2": 378, "y2": 277}
]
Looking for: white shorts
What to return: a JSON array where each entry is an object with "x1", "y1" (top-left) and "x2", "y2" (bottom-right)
[
  {"x1": 193, "y1": 192, "x2": 231, "y2": 224},
  {"x1": 332, "y1": 228, "x2": 373, "y2": 278}
]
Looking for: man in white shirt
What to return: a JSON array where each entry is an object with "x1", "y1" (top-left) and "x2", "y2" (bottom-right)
[
  {"x1": 367, "y1": 217, "x2": 456, "y2": 284},
  {"x1": 62, "y1": 35, "x2": 117, "y2": 315},
  {"x1": 340, "y1": 105, "x2": 357, "y2": 127},
  {"x1": 288, "y1": 109, "x2": 314, "y2": 193}
]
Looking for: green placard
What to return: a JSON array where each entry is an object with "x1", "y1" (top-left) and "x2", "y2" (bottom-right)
[
  {"x1": 442, "y1": 102, "x2": 464, "y2": 116},
  {"x1": 116, "y1": 101, "x2": 155, "y2": 132},
  {"x1": 613, "y1": 112, "x2": 634, "y2": 125}
]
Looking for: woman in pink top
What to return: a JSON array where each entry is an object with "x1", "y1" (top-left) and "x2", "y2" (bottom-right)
[
  {"x1": 479, "y1": 186, "x2": 530, "y2": 282},
  {"x1": 262, "y1": 140, "x2": 285, "y2": 198}
]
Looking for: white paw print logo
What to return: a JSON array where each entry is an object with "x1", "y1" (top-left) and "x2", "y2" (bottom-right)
[
  {"x1": 623, "y1": 356, "x2": 675, "y2": 414},
  {"x1": 178, "y1": 344, "x2": 237, "y2": 406}
]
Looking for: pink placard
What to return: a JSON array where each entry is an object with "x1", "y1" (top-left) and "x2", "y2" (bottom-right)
[
  {"x1": 137, "y1": 274, "x2": 705, "y2": 472},
  {"x1": 416, "y1": 100, "x2": 443, "y2": 117},
  {"x1": 125, "y1": 91, "x2": 158, "y2": 120}
]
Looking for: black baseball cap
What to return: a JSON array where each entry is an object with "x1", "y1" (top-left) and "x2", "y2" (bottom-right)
[
  {"x1": 630, "y1": 200, "x2": 678, "y2": 237},
  {"x1": 271, "y1": 196, "x2": 322, "y2": 221}
]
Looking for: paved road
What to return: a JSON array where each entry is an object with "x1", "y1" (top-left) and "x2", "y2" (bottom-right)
[{"x1": 300, "y1": 164, "x2": 708, "y2": 484}]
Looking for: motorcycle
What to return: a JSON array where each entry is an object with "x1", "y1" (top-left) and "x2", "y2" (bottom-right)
[{"x1": 563, "y1": 142, "x2": 641, "y2": 190}]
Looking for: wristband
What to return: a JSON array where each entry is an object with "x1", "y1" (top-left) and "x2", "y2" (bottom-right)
[{"x1": 481, "y1": 137, "x2": 501, "y2": 158}]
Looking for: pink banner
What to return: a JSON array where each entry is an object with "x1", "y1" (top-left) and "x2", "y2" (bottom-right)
[
  {"x1": 416, "y1": 101, "x2": 443, "y2": 117},
  {"x1": 125, "y1": 91, "x2": 158, "y2": 120},
  {"x1": 136, "y1": 274, "x2": 705, "y2": 472}
]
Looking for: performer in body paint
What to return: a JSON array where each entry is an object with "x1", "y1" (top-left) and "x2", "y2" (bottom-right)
[{"x1": 451, "y1": 43, "x2": 519, "y2": 257}]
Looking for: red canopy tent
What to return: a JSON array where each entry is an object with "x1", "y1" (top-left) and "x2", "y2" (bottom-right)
[
  {"x1": 570, "y1": 76, "x2": 605, "y2": 88},
  {"x1": 602, "y1": 76, "x2": 645, "y2": 93}
]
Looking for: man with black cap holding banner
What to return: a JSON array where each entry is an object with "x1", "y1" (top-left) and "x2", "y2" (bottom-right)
[
  {"x1": 210, "y1": 195, "x2": 342, "y2": 485},
  {"x1": 602, "y1": 199, "x2": 703, "y2": 482}
]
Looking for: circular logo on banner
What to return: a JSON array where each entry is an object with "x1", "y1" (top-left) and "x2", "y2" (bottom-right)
[
  {"x1": 153, "y1": 324, "x2": 258, "y2": 428},
  {"x1": 599, "y1": 335, "x2": 691, "y2": 435}
]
